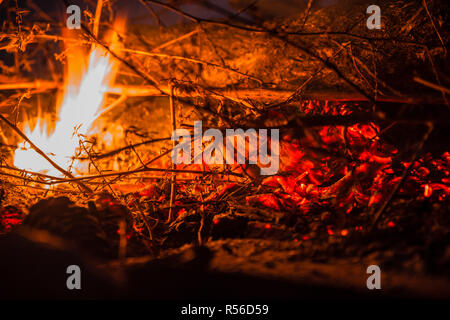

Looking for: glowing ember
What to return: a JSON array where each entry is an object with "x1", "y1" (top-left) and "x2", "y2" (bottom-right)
[{"x1": 14, "y1": 27, "x2": 123, "y2": 176}]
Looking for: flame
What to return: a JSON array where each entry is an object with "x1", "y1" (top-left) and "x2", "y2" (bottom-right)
[{"x1": 14, "y1": 23, "x2": 124, "y2": 176}]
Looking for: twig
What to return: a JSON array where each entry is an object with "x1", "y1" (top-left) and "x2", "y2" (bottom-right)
[
  {"x1": 414, "y1": 76, "x2": 450, "y2": 94},
  {"x1": 93, "y1": 0, "x2": 103, "y2": 38},
  {"x1": 342, "y1": 41, "x2": 402, "y2": 97},
  {"x1": 95, "y1": 94, "x2": 127, "y2": 119},
  {"x1": 78, "y1": 137, "x2": 172, "y2": 160},
  {"x1": 144, "y1": 0, "x2": 265, "y2": 33},
  {"x1": 6, "y1": 183, "x2": 76, "y2": 193},
  {"x1": 78, "y1": 136, "x2": 116, "y2": 195},
  {"x1": 168, "y1": 82, "x2": 176, "y2": 222},
  {"x1": 151, "y1": 29, "x2": 199, "y2": 52},
  {"x1": 422, "y1": 0, "x2": 447, "y2": 55},
  {"x1": 0, "y1": 170, "x2": 52, "y2": 185},
  {"x1": 0, "y1": 165, "x2": 65, "y2": 180},
  {"x1": 370, "y1": 122, "x2": 434, "y2": 230},
  {"x1": 49, "y1": 167, "x2": 244, "y2": 184},
  {"x1": 138, "y1": 0, "x2": 165, "y2": 27},
  {"x1": 398, "y1": 6, "x2": 424, "y2": 36},
  {"x1": 0, "y1": 80, "x2": 56, "y2": 91},
  {"x1": 197, "y1": 193, "x2": 206, "y2": 246},
  {"x1": 300, "y1": 0, "x2": 314, "y2": 30}
]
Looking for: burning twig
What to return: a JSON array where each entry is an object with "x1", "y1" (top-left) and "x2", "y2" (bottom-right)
[
  {"x1": 92, "y1": 0, "x2": 104, "y2": 38},
  {"x1": 0, "y1": 80, "x2": 56, "y2": 91}
]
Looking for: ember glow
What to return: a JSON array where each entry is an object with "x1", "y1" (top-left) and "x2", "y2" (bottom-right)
[{"x1": 13, "y1": 27, "x2": 123, "y2": 176}]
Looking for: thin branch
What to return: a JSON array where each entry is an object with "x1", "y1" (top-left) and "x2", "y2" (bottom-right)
[
  {"x1": 414, "y1": 76, "x2": 450, "y2": 94},
  {"x1": 422, "y1": 0, "x2": 447, "y2": 55},
  {"x1": 0, "y1": 165, "x2": 65, "y2": 180},
  {"x1": 93, "y1": 0, "x2": 103, "y2": 38},
  {"x1": 138, "y1": 0, "x2": 166, "y2": 27},
  {"x1": 78, "y1": 136, "x2": 116, "y2": 195},
  {"x1": 0, "y1": 170, "x2": 52, "y2": 185},
  {"x1": 50, "y1": 167, "x2": 244, "y2": 184},
  {"x1": 151, "y1": 29, "x2": 199, "y2": 52},
  {"x1": 300, "y1": 0, "x2": 314, "y2": 30},
  {"x1": 168, "y1": 82, "x2": 176, "y2": 222},
  {"x1": 370, "y1": 122, "x2": 434, "y2": 230},
  {"x1": 80, "y1": 137, "x2": 172, "y2": 160},
  {"x1": 144, "y1": 0, "x2": 265, "y2": 32}
]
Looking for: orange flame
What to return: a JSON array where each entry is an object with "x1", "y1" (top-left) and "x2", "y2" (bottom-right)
[{"x1": 14, "y1": 22, "x2": 125, "y2": 176}]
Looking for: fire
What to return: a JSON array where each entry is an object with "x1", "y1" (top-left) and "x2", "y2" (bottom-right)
[{"x1": 14, "y1": 25, "x2": 123, "y2": 176}]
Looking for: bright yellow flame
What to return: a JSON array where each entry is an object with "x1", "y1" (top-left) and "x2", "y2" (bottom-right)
[{"x1": 14, "y1": 23, "x2": 124, "y2": 176}]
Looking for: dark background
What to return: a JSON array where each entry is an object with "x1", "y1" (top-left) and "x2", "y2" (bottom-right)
[{"x1": 2, "y1": 0, "x2": 344, "y2": 26}]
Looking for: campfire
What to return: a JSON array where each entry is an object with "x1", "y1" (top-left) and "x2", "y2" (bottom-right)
[
  {"x1": 14, "y1": 37, "x2": 121, "y2": 176},
  {"x1": 0, "y1": 0, "x2": 449, "y2": 301}
]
